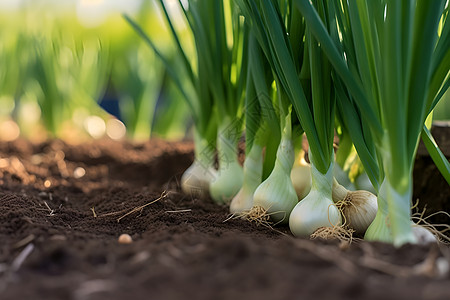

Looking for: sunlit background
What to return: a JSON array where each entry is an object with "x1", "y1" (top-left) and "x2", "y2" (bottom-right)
[
  {"x1": 0, "y1": 0, "x2": 449, "y2": 143},
  {"x1": 0, "y1": 0, "x2": 192, "y2": 143}
]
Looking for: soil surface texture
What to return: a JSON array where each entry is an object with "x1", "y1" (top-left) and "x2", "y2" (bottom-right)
[{"x1": 0, "y1": 137, "x2": 449, "y2": 300}]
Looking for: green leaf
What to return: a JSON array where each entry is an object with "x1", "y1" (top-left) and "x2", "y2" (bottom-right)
[
  {"x1": 421, "y1": 125, "x2": 450, "y2": 185},
  {"x1": 123, "y1": 14, "x2": 200, "y2": 128},
  {"x1": 293, "y1": 0, "x2": 382, "y2": 137}
]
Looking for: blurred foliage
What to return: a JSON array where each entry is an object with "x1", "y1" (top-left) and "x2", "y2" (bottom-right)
[{"x1": 0, "y1": 0, "x2": 189, "y2": 142}]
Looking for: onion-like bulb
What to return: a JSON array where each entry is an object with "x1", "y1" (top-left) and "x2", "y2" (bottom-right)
[
  {"x1": 251, "y1": 135, "x2": 298, "y2": 224},
  {"x1": 290, "y1": 151, "x2": 311, "y2": 200},
  {"x1": 230, "y1": 144, "x2": 263, "y2": 214},
  {"x1": 332, "y1": 179, "x2": 378, "y2": 235},
  {"x1": 181, "y1": 131, "x2": 216, "y2": 199},
  {"x1": 289, "y1": 153, "x2": 341, "y2": 237},
  {"x1": 411, "y1": 224, "x2": 437, "y2": 245},
  {"x1": 209, "y1": 125, "x2": 243, "y2": 204},
  {"x1": 181, "y1": 161, "x2": 216, "y2": 199}
]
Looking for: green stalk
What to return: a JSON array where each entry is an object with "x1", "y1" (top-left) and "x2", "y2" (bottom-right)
[
  {"x1": 252, "y1": 111, "x2": 298, "y2": 224},
  {"x1": 210, "y1": 117, "x2": 244, "y2": 204},
  {"x1": 421, "y1": 125, "x2": 450, "y2": 185},
  {"x1": 365, "y1": 178, "x2": 392, "y2": 243},
  {"x1": 230, "y1": 141, "x2": 264, "y2": 214}
]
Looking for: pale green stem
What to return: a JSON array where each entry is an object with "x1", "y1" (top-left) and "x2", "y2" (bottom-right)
[
  {"x1": 385, "y1": 176, "x2": 416, "y2": 247},
  {"x1": 309, "y1": 151, "x2": 333, "y2": 197},
  {"x1": 217, "y1": 130, "x2": 240, "y2": 171},
  {"x1": 194, "y1": 128, "x2": 215, "y2": 168},
  {"x1": 242, "y1": 143, "x2": 264, "y2": 189},
  {"x1": 364, "y1": 178, "x2": 393, "y2": 243}
]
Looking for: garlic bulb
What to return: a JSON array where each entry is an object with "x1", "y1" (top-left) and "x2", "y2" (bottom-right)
[
  {"x1": 181, "y1": 131, "x2": 216, "y2": 199},
  {"x1": 411, "y1": 225, "x2": 437, "y2": 245},
  {"x1": 230, "y1": 144, "x2": 263, "y2": 214},
  {"x1": 181, "y1": 160, "x2": 216, "y2": 199},
  {"x1": 289, "y1": 153, "x2": 341, "y2": 237},
  {"x1": 332, "y1": 178, "x2": 378, "y2": 235},
  {"x1": 339, "y1": 191, "x2": 378, "y2": 236}
]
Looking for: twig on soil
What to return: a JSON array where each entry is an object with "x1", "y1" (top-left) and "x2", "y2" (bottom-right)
[
  {"x1": 93, "y1": 191, "x2": 168, "y2": 220},
  {"x1": 91, "y1": 207, "x2": 97, "y2": 218},
  {"x1": 94, "y1": 208, "x2": 130, "y2": 218},
  {"x1": 223, "y1": 210, "x2": 289, "y2": 237},
  {"x1": 43, "y1": 201, "x2": 55, "y2": 216},
  {"x1": 116, "y1": 191, "x2": 167, "y2": 223},
  {"x1": 165, "y1": 209, "x2": 192, "y2": 213}
]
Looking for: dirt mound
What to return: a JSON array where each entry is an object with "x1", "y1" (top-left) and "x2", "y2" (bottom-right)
[{"x1": 0, "y1": 138, "x2": 449, "y2": 300}]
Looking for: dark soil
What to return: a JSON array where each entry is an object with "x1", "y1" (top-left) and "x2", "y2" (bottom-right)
[{"x1": 0, "y1": 135, "x2": 449, "y2": 300}]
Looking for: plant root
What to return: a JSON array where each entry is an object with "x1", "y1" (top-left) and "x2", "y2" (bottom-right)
[
  {"x1": 223, "y1": 206, "x2": 287, "y2": 236},
  {"x1": 244, "y1": 206, "x2": 271, "y2": 225},
  {"x1": 311, "y1": 225, "x2": 355, "y2": 245},
  {"x1": 412, "y1": 200, "x2": 450, "y2": 244},
  {"x1": 94, "y1": 191, "x2": 167, "y2": 222}
]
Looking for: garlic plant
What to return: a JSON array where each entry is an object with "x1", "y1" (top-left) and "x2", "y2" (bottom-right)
[
  {"x1": 236, "y1": 0, "x2": 343, "y2": 235},
  {"x1": 295, "y1": 0, "x2": 449, "y2": 246},
  {"x1": 127, "y1": 0, "x2": 248, "y2": 203},
  {"x1": 195, "y1": 0, "x2": 247, "y2": 204},
  {"x1": 125, "y1": 0, "x2": 218, "y2": 199},
  {"x1": 252, "y1": 115, "x2": 298, "y2": 224},
  {"x1": 289, "y1": 152, "x2": 341, "y2": 237}
]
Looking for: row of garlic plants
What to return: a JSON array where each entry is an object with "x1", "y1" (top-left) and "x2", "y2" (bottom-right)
[{"x1": 128, "y1": 0, "x2": 449, "y2": 246}]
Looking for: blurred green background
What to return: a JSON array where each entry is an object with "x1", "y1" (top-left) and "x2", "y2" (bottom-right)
[
  {"x1": 0, "y1": 0, "x2": 190, "y2": 143},
  {"x1": 0, "y1": 0, "x2": 448, "y2": 143}
]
